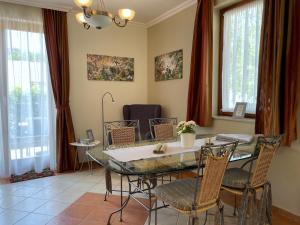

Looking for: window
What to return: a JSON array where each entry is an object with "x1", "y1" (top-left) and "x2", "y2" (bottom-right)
[
  {"x1": 218, "y1": 0, "x2": 263, "y2": 117},
  {"x1": 0, "y1": 4, "x2": 55, "y2": 177},
  {"x1": 6, "y1": 30, "x2": 53, "y2": 161}
]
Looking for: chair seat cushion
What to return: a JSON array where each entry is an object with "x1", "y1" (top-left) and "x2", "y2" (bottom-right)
[
  {"x1": 154, "y1": 178, "x2": 199, "y2": 211},
  {"x1": 222, "y1": 168, "x2": 251, "y2": 189}
]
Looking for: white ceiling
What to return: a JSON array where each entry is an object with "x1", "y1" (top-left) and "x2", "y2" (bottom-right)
[{"x1": 2, "y1": 0, "x2": 196, "y2": 24}]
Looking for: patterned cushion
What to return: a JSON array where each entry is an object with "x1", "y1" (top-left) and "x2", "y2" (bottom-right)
[
  {"x1": 222, "y1": 168, "x2": 251, "y2": 189},
  {"x1": 155, "y1": 178, "x2": 199, "y2": 211}
]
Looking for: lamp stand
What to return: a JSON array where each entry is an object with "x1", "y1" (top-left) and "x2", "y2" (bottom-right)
[{"x1": 101, "y1": 92, "x2": 115, "y2": 149}]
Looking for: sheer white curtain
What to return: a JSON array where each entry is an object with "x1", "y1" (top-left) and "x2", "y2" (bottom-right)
[
  {"x1": 0, "y1": 2, "x2": 55, "y2": 177},
  {"x1": 221, "y1": 0, "x2": 263, "y2": 114}
]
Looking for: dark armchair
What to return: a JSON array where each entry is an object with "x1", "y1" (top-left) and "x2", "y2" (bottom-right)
[{"x1": 123, "y1": 104, "x2": 161, "y2": 140}]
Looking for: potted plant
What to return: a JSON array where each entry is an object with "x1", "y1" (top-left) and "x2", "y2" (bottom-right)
[{"x1": 176, "y1": 120, "x2": 197, "y2": 148}]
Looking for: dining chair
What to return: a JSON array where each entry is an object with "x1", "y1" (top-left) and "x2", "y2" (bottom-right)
[
  {"x1": 149, "y1": 117, "x2": 178, "y2": 141},
  {"x1": 154, "y1": 141, "x2": 238, "y2": 225},
  {"x1": 149, "y1": 117, "x2": 178, "y2": 184},
  {"x1": 104, "y1": 120, "x2": 141, "y2": 148},
  {"x1": 221, "y1": 136, "x2": 281, "y2": 225},
  {"x1": 103, "y1": 120, "x2": 141, "y2": 221}
]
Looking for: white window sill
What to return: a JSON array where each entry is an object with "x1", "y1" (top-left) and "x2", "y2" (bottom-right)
[{"x1": 212, "y1": 115, "x2": 255, "y2": 124}]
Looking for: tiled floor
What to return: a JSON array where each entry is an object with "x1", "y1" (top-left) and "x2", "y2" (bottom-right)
[{"x1": 0, "y1": 168, "x2": 239, "y2": 225}]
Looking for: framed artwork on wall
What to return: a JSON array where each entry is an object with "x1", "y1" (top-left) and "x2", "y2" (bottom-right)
[
  {"x1": 87, "y1": 54, "x2": 134, "y2": 81},
  {"x1": 155, "y1": 49, "x2": 183, "y2": 81}
]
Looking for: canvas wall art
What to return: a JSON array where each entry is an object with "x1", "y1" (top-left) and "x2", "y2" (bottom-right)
[
  {"x1": 87, "y1": 54, "x2": 134, "y2": 81},
  {"x1": 155, "y1": 49, "x2": 183, "y2": 81}
]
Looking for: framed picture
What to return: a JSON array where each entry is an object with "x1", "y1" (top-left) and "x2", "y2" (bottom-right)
[
  {"x1": 87, "y1": 54, "x2": 134, "y2": 81},
  {"x1": 233, "y1": 102, "x2": 247, "y2": 119},
  {"x1": 155, "y1": 49, "x2": 183, "y2": 81},
  {"x1": 86, "y1": 129, "x2": 94, "y2": 142}
]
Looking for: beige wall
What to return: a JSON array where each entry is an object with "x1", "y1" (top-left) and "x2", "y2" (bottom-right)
[
  {"x1": 147, "y1": 3, "x2": 300, "y2": 216},
  {"x1": 68, "y1": 13, "x2": 148, "y2": 141},
  {"x1": 147, "y1": 6, "x2": 196, "y2": 121}
]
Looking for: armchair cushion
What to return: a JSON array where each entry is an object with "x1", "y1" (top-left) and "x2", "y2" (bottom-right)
[
  {"x1": 222, "y1": 168, "x2": 252, "y2": 189},
  {"x1": 155, "y1": 178, "x2": 199, "y2": 211}
]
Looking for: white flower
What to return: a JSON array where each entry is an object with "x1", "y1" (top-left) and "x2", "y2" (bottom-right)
[
  {"x1": 186, "y1": 120, "x2": 196, "y2": 126},
  {"x1": 178, "y1": 121, "x2": 185, "y2": 126},
  {"x1": 176, "y1": 121, "x2": 185, "y2": 129}
]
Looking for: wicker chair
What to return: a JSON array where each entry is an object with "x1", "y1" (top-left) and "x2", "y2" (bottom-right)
[
  {"x1": 103, "y1": 120, "x2": 141, "y2": 221},
  {"x1": 149, "y1": 118, "x2": 178, "y2": 183},
  {"x1": 221, "y1": 136, "x2": 281, "y2": 225},
  {"x1": 149, "y1": 118, "x2": 177, "y2": 141},
  {"x1": 154, "y1": 142, "x2": 238, "y2": 225},
  {"x1": 104, "y1": 120, "x2": 141, "y2": 149}
]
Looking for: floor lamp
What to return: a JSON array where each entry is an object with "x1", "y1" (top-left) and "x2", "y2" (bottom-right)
[{"x1": 101, "y1": 92, "x2": 115, "y2": 148}]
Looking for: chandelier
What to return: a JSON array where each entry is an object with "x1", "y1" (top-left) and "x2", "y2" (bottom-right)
[{"x1": 74, "y1": 0, "x2": 136, "y2": 30}]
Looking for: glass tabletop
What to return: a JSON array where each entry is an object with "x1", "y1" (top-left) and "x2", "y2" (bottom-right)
[{"x1": 87, "y1": 138, "x2": 253, "y2": 176}]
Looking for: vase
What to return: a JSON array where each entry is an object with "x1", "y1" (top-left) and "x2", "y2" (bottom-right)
[{"x1": 180, "y1": 133, "x2": 195, "y2": 148}]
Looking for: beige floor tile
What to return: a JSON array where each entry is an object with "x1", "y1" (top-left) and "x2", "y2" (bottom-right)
[
  {"x1": 67, "y1": 182, "x2": 96, "y2": 192},
  {"x1": 11, "y1": 197, "x2": 48, "y2": 212},
  {"x1": 34, "y1": 200, "x2": 70, "y2": 216},
  {"x1": 14, "y1": 213, "x2": 53, "y2": 225},
  {"x1": 0, "y1": 184, "x2": 20, "y2": 198},
  {"x1": 0, "y1": 189, "x2": 15, "y2": 199},
  {"x1": 52, "y1": 190, "x2": 85, "y2": 204},
  {"x1": 0, "y1": 196, "x2": 26, "y2": 208},
  {"x1": 13, "y1": 186, "x2": 42, "y2": 197},
  {"x1": 88, "y1": 183, "x2": 107, "y2": 194},
  {"x1": 45, "y1": 181, "x2": 74, "y2": 190},
  {"x1": 0, "y1": 209, "x2": 28, "y2": 225},
  {"x1": 21, "y1": 179, "x2": 53, "y2": 189},
  {"x1": 32, "y1": 188, "x2": 66, "y2": 200}
]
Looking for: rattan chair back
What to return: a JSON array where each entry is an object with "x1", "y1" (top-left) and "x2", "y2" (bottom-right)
[
  {"x1": 104, "y1": 120, "x2": 141, "y2": 148},
  {"x1": 111, "y1": 127, "x2": 135, "y2": 145},
  {"x1": 195, "y1": 142, "x2": 238, "y2": 207},
  {"x1": 250, "y1": 137, "x2": 281, "y2": 187},
  {"x1": 149, "y1": 118, "x2": 177, "y2": 140},
  {"x1": 253, "y1": 135, "x2": 281, "y2": 156},
  {"x1": 153, "y1": 123, "x2": 173, "y2": 140}
]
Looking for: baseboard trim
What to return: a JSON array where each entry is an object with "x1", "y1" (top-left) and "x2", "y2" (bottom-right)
[{"x1": 272, "y1": 206, "x2": 300, "y2": 223}]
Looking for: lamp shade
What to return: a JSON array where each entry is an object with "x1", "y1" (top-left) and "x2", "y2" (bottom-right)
[
  {"x1": 75, "y1": 12, "x2": 86, "y2": 24},
  {"x1": 118, "y1": 9, "x2": 135, "y2": 21},
  {"x1": 74, "y1": 0, "x2": 93, "y2": 8},
  {"x1": 85, "y1": 12, "x2": 112, "y2": 29}
]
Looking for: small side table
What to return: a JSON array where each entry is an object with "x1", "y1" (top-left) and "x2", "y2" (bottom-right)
[{"x1": 70, "y1": 140, "x2": 100, "y2": 172}]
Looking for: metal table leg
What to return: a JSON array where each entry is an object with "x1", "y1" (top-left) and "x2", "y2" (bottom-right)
[
  {"x1": 107, "y1": 175, "x2": 131, "y2": 225},
  {"x1": 120, "y1": 175, "x2": 123, "y2": 221}
]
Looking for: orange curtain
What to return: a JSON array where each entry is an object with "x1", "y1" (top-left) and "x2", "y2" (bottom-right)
[
  {"x1": 186, "y1": 0, "x2": 213, "y2": 126},
  {"x1": 255, "y1": 0, "x2": 300, "y2": 145},
  {"x1": 42, "y1": 9, "x2": 76, "y2": 171}
]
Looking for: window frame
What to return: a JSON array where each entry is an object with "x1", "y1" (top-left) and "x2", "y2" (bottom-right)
[{"x1": 218, "y1": 0, "x2": 258, "y2": 119}]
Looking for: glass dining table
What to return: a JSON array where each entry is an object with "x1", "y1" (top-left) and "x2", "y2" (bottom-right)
[{"x1": 87, "y1": 137, "x2": 254, "y2": 225}]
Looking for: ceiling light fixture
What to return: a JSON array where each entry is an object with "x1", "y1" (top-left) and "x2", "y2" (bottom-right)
[{"x1": 74, "y1": 0, "x2": 136, "y2": 30}]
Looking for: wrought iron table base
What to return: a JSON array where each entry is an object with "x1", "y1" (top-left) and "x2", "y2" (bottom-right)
[{"x1": 105, "y1": 174, "x2": 169, "y2": 225}]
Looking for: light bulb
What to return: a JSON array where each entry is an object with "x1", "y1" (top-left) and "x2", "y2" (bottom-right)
[
  {"x1": 74, "y1": 0, "x2": 93, "y2": 8},
  {"x1": 118, "y1": 9, "x2": 136, "y2": 21},
  {"x1": 75, "y1": 12, "x2": 86, "y2": 24}
]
